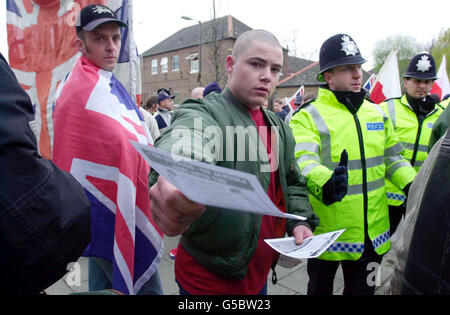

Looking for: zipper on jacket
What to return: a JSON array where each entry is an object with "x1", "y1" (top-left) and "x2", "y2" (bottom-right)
[
  {"x1": 352, "y1": 113, "x2": 369, "y2": 243},
  {"x1": 410, "y1": 115, "x2": 424, "y2": 167},
  {"x1": 344, "y1": 94, "x2": 369, "y2": 245}
]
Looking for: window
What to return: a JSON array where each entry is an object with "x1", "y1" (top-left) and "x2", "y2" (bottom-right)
[
  {"x1": 172, "y1": 55, "x2": 179, "y2": 71},
  {"x1": 185, "y1": 53, "x2": 199, "y2": 74},
  {"x1": 160, "y1": 57, "x2": 168, "y2": 73},
  {"x1": 151, "y1": 59, "x2": 158, "y2": 74},
  {"x1": 190, "y1": 60, "x2": 199, "y2": 74}
]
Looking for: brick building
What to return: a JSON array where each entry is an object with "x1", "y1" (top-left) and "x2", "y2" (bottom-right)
[
  {"x1": 140, "y1": 15, "x2": 250, "y2": 104},
  {"x1": 140, "y1": 15, "x2": 292, "y2": 105},
  {"x1": 140, "y1": 16, "x2": 371, "y2": 106}
]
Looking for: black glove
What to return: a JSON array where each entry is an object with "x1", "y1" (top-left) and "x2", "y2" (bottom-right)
[
  {"x1": 399, "y1": 182, "x2": 413, "y2": 208},
  {"x1": 322, "y1": 150, "x2": 348, "y2": 205},
  {"x1": 402, "y1": 182, "x2": 412, "y2": 199}
]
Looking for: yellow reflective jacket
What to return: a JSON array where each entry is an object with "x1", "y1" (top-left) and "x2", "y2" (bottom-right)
[
  {"x1": 290, "y1": 88, "x2": 416, "y2": 261},
  {"x1": 380, "y1": 95, "x2": 444, "y2": 206}
]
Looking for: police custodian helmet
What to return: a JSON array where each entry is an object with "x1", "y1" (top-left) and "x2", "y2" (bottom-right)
[
  {"x1": 404, "y1": 52, "x2": 437, "y2": 80},
  {"x1": 317, "y1": 34, "x2": 367, "y2": 82}
]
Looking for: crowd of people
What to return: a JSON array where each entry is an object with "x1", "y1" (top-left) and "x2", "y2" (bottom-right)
[{"x1": 1, "y1": 3, "x2": 449, "y2": 296}]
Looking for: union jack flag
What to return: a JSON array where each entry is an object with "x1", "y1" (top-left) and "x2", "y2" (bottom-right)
[
  {"x1": 363, "y1": 73, "x2": 376, "y2": 93},
  {"x1": 52, "y1": 55, "x2": 162, "y2": 295},
  {"x1": 6, "y1": 0, "x2": 141, "y2": 159}
]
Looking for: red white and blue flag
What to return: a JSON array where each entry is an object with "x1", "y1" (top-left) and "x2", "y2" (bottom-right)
[
  {"x1": 52, "y1": 55, "x2": 162, "y2": 295},
  {"x1": 363, "y1": 73, "x2": 376, "y2": 93},
  {"x1": 287, "y1": 85, "x2": 305, "y2": 110},
  {"x1": 6, "y1": 0, "x2": 141, "y2": 159}
]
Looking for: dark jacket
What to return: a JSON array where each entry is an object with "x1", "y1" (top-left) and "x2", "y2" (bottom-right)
[
  {"x1": 276, "y1": 105, "x2": 290, "y2": 121},
  {"x1": 150, "y1": 87, "x2": 318, "y2": 279},
  {"x1": 0, "y1": 54, "x2": 91, "y2": 295},
  {"x1": 401, "y1": 130, "x2": 450, "y2": 294}
]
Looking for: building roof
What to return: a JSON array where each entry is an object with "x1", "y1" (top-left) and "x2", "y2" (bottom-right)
[{"x1": 141, "y1": 15, "x2": 252, "y2": 57}]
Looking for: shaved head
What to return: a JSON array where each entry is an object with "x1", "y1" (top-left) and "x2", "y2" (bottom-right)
[
  {"x1": 232, "y1": 30, "x2": 282, "y2": 60},
  {"x1": 226, "y1": 29, "x2": 283, "y2": 110}
]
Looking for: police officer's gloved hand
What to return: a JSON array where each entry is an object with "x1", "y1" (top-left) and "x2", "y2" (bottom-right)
[
  {"x1": 402, "y1": 182, "x2": 412, "y2": 198},
  {"x1": 322, "y1": 150, "x2": 348, "y2": 205}
]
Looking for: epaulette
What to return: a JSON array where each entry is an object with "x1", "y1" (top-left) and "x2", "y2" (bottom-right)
[
  {"x1": 364, "y1": 94, "x2": 377, "y2": 104},
  {"x1": 292, "y1": 98, "x2": 316, "y2": 116},
  {"x1": 384, "y1": 96, "x2": 401, "y2": 102}
]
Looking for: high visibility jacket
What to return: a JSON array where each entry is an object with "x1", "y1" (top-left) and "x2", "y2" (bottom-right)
[
  {"x1": 380, "y1": 95, "x2": 444, "y2": 206},
  {"x1": 290, "y1": 88, "x2": 416, "y2": 261},
  {"x1": 440, "y1": 98, "x2": 449, "y2": 108}
]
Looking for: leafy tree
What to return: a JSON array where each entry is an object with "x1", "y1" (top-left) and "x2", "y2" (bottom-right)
[
  {"x1": 372, "y1": 35, "x2": 424, "y2": 75},
  {"x1": 429, "y1": 28, "x2": 450, "y2": 74}
]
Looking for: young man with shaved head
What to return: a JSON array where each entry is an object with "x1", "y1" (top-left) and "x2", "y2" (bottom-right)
[{"x1": 148, "y1": 30, "x2": 318, "y2": 295}]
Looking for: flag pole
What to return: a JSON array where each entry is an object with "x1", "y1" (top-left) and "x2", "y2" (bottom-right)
[{"x1": 128, "y1": 0, "x2": 137, "y2": 104}]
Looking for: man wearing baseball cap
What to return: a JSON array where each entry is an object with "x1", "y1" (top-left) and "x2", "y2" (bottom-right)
[
  {"x1": 289, "y1": 34, "x2": 416, "y2": 295},
  {"x1": 53, "y1": 4, "x2": 163, "y2": 295},
  {"x1": 75, "y1": 4, "x2": 127, "y2": 72},
  {"x1": 380, "y1": 53, "x2": 444, "y2": 234},
  {"x1": 155, "y1": 89, "x2": 175, "y2": 131}
]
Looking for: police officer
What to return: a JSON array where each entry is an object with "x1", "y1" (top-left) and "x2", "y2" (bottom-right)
[
  {"x1": 380, "y1": 52, "x2": 444, "y2": 233},
  {"x1": 289, "y1": 34, "x2": 416, "y2": 295}
]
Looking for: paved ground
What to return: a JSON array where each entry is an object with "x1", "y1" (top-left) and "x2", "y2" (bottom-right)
[{"x1": 45, "y1": 235, "x2": 396, "y2": 295}]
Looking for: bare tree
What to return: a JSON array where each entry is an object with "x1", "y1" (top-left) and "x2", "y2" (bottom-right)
[
  {"x1": 372, "y1": 35, "x2": 424, "y2": 74},
  {"x1": 202, "y1": 0, "x2": 229, "y2": 88},
  {"x1": 282, "y1": 30, "x2": 318, "y2": 73}
]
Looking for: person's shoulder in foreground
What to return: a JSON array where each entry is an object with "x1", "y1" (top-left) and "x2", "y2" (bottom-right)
[{"x1": 0, "y1": 53, "x2": 91, "y2": 295}]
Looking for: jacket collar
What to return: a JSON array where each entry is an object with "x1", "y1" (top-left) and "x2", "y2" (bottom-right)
[
  {"x1": 401, "y1": 94, "x2": 440, "y2": 117},
  {"x1": 222, "y1": 86, "x2": 251, "y2": 113},
  {"x1": 157, "y1": 108, "x2": 171, "y2": 114},
  {"x1": 222, "y1": 86, "x2": 276, "y2": 126},
  {"x1": 318, "y1": 86, "x2": 366, "y2": 114}
]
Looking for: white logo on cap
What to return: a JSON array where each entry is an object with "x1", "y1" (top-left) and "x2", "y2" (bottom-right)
[
  {"x1": 416, "y1": 55, "x2": 432, "y2": 72},
  {"x1": 93, "y1": 5, "x2": 113, "y2": 15},
  {"x1": 341, "y1": 35, "x2": 359, "y2": 56}
]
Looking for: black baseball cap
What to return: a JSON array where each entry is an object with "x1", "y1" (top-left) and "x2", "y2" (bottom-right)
[
  {"x1": 157, "y1": 91, "x2": 175, "y2": 103},
  {"x1": 76, "y1": 4, "x2": 127, "y2": 34}
]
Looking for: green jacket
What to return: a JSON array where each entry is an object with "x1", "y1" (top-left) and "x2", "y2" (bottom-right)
[
  {"x1": 150, "y1": 87, "x2": 318, "y2": 279},
  {"x1": 429, "y1": 105, "x2": 450, "y2": 150},
  {"x1": 290, "y1": 88, "x2": 416, "y2": 260}
]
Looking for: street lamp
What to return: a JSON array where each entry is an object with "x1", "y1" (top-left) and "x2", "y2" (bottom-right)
[{"x1": 181, "y1": 15, "x2": 202, "y2": 84}]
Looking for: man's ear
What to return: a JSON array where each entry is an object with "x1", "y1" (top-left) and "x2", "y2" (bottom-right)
[
  {"x1": 76, "y1": 38, "x2": 86, "y2": 54},
  {"x1": 403, "y1": 78, "x2": 409, "y2": 89},
  {"x1": 323, "y1": 71, "x2": 332, "y2": 85},
  {"x1": 226, "y1": 55, "x2": 235, "y2": 75}
]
